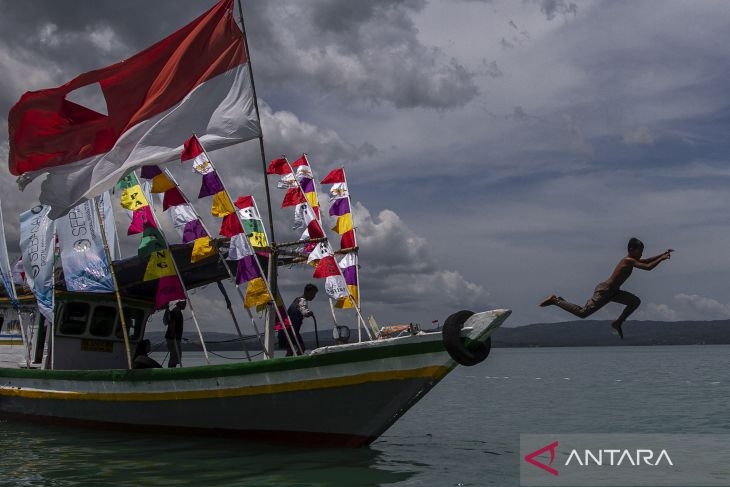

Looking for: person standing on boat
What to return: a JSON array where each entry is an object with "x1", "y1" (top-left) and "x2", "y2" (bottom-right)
[
  {"x1": 165, "y1": 300, "x2": 186, "y2": 367},
  {"x1": 539, "y1": 238, "x2": 673, "y2": 338},
  {"x1": 280, "y1": 284, "x2": 318, "y2": 356}
]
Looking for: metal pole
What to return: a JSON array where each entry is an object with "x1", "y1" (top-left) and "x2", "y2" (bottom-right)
[
  {"x1": 312, "y1": 315, "x2": 320, "y2": 349},
  {"x1": 93, "y1": 196, "x2": 133, "y2": 369}
]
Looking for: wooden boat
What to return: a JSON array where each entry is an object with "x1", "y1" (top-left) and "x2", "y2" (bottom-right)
[
  {"x1": 0, "y1": 297, "x2": 508, "y2": 446},
  {"x1": 0, "y1": 0, "x2": 511, "y2": 447}
]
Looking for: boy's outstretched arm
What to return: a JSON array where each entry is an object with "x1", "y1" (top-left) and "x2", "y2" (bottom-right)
[
  {"x1": 632, "y1": 250, "x2": 672, "y2": 270},
  {"x1": 639, "y1": 249, "x2": 674, "y2": 264}
]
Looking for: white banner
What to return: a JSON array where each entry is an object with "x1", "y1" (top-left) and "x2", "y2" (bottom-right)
[
  {"x1": 19, "y1": 205, "x2": 56, "y2": 323},
  {"x1": 57, "y1": 195, "x2": 114, "y2": 293}
]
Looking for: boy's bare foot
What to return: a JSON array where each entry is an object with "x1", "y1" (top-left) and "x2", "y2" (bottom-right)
[
  {"x1": 611, "y1": 321, "x2": 624, "y2": 339},
  {"x1": 539, "y1": 295, "x2": 557, "y2": 307}
]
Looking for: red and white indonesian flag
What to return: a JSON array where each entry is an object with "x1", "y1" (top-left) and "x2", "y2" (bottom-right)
[{"x1": 8, "y1": 0, "x2": 259, "y2": 219}]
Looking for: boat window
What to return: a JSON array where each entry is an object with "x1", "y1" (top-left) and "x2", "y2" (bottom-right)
[
  {"x1": 115, "y1": 307, "x2": 145, "y2": 341},
  {"x1": 59, "y1": 302, "x2": 90, "y2": 335},
  {"x1": 89, "y1": 306, "x2": 117, "y2": 337}
]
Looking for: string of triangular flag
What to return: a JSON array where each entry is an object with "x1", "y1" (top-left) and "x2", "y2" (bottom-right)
[
  {"x1": 182, "y1": 135, "x2": 299, "y2": 354},
  {"x1": 321, "y1": 167, "x2": 359, "y2": 310},
  {"x1": 266, "y1": 156, "x2": 369, "y2": 338}
]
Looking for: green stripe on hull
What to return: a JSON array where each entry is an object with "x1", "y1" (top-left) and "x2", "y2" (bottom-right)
[{"x1": 0, "y1": 338, "x2": 447, "y2": 382}]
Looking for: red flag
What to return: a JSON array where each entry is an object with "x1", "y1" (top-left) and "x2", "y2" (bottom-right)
[
  {"x1": 219, "y1": 213, "x2": 243, "y2": 237},
  {"x1": 281, "y1": 188, "x2": 305, "y2": 208},
  {"x1": 291, "y1": 155, "x2": 308, "y2": 167},
  {"x1": 163, "y1": 187, "x2": 186, "y2": 210},
  {"x1": 234, "y1": 195, "x2": 254, "y2": 209},
  {"x1": 321, "y1": 168, "x2": 345, "y2": 184},
  {"x1": 267, "y1": 158, "x2": 291, "y2": 175},
  {"x1": 313, "y1": 256, "x2": 340, "y2": 278},
  {"x1": 307, "y1": 220, "x2": 325, "y2": 239},
  {"x1": 341, "y1": 229, "x2": 356, "y2": 249},
  {"x1": 181, "y1": 135, "x2": 204, "y2": 162},
  {"x1": 8, "y1": 0, "x2": 260, "y2": 219}
]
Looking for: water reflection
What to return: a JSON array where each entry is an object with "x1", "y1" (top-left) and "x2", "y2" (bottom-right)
[{"x1": 0, "y1": 419, "x2": 415, "y2": 487}]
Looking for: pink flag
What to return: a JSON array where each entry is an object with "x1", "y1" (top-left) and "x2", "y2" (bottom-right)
[
  {"x1": 128, "y1": 206, "x2": 157, "y2": 235},
  {"x1": 155, "y1": 275, "x2": 185, "y2": 309}
]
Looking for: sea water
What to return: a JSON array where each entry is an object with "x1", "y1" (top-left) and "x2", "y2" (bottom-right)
[{"x1": 1, "y1": 345, "x2": 728, "y2": 486}]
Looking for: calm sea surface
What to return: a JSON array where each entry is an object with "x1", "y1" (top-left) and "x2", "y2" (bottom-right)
[{"x1": 1, "y1": 346, "x2": 729, "y2": 486}]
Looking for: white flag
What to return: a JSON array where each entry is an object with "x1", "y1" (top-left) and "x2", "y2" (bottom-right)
[
  {"x1": 228, "y1": 233, "x2": 254, "y2": 261},
  {"x1": 19, "y1": 206, "x2": 56, "y2": 323},
  {"x1": 57, "y1": 197, "x2": 114, "y2": 293},
  {"x1": 328, "y1": 182, "x2": 349, "y2": 202},
  {"x1": 325, "y1": 275, "x2": 348, "y2": 300}
]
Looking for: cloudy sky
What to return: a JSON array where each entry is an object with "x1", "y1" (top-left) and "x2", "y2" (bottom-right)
[{"x1": 2, "y1": 0, "x2": 730, "y2": 335}]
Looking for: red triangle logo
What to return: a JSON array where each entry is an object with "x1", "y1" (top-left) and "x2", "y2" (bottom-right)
[{"x1": 524, "y1": 441, "x2": 559, "y2": 476}]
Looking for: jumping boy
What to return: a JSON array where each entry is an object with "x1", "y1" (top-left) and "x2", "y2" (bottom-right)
[{"x1": 539, "y1": 238, "x2": 673, "y2": 338}]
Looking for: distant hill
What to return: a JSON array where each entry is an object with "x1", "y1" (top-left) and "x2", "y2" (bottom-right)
[
  {"x1": 146, "y1": 320, "x2": 730, "y2": 351},
  {"x1": 491, "y1": 320, "x2": 730, "y2": 347}
]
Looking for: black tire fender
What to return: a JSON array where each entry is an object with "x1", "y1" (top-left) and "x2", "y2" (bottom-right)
[{"x1": 442, "y1": 310, "x2": 491, "y2": 366}]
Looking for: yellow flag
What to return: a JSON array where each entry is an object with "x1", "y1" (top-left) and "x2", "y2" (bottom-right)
[
  {"x1": 191, "y1": 236, "x2": 216, "y2": 263},
  {"x1": 331, "y1": 213, "x2": 353, "y2": 235},
  {"x1": 143, "y1": 250, "x2": 177, "y2": 281},
  {"x1": 120, "y1": 185, "x2": 150, "y2": 211},
  {"x1": 211, "y1": 191, "x2": 235, "y2": 217},
  {"x1": 248, "y1": 231, "x2": 268, "y2": 248},
  {"x1": 244, "y1": 277, "x2": 271, "y2": 308},
  {"x1": 336, "y1": 285, "x2": 359, "y2": 309},
  {"x1": 305, "y1": 192, "x2": 318, "y2": 208},
  {"x1": 150, "y1": 174, "x2": 176, "y2": 193}
]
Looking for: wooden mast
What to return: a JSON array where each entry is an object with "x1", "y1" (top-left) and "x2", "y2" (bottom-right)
[{"x1": 236, "y1": 0, "x2": 279, "y2": 356}]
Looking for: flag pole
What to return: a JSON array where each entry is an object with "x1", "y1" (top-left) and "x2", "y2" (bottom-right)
[
  {"x1": 300, "y1": 154, "x2": 340, "y2": 338},
  {"x1": 195, "y1": 138, "x2": 302, "y2": 355},
  {"x1": 138, "y1": 172, "x2": 210, "y2": 364},
  {"x1": 0, "y1": 202, "x2": 30, "y2": 367},
  {"x1": 93, "y1": 196, "x2": 133, "y2": 369},
  {"x1": 236, "y1": 0, "x2": 281, "y2": 355},
  {"x1": 236, "y1": 0, "x2": 276, "y2": 248},
  {"x1": 159, "y1": 167, "x2": 269, "y2": 358},
  {"x1": 282, "y1": 157, "x2": 372, "y2": 340},
  {"x1": 342, "y1": 169, "x2": 366, "y2": 341}
]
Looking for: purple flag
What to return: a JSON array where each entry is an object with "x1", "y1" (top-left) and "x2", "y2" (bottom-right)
[
  {"x1": 140, "y1": 165, "x2": 162, "y2": 179},
  {"x1": 199, "y1": 171, "x2": 224, "y2": 198},
  {"x1": 329, "y1": 198, "x2": 350, "y2": 217},
  {"x1": 236, "y1": 255, "x2": 261, "y2": 284},
  {"x1": 342, "y1": 265, "x2": 357, "y2": 286},
  {"x1": 300, "y1": 177, "x2": 315, "y2": 193},
  {"x1": 182, "y1": 219, "x2": 207, "y2": 243}
]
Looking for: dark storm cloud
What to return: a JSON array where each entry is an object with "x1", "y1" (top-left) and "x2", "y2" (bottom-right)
[{"x1": 244, "y1": 0, "x2": 479, "y2": 109}]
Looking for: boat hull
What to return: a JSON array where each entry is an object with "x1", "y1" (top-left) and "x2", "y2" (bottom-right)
[{"x1": 0, "y1": 310, "x2": 509, "y2": 447}]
